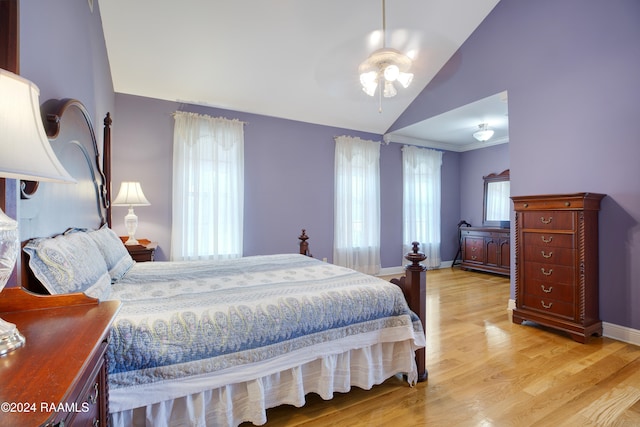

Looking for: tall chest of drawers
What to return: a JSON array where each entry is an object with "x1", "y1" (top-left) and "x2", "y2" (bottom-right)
[{"x1": 511, "y1": 193, "x2": 605, "y2": 343}]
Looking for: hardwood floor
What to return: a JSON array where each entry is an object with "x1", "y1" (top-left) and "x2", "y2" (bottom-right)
[{"x1": 251, "y1": 268, "x2": 640, "y2": 426}]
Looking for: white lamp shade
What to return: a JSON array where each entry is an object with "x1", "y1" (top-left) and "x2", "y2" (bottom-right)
[
  {"x1": 383, "y1": 80, "x2": 397, "y2": 98},
  {"x1": 473, "y1": 123, "x2": 495, "y2": 142},
  {"x1": 0, "y1": 69, "x2": 77, "y2": 355},
  {"x1": 473, "y1": 129, "x2": 495, "y2": 142},
  {"x1": 0, "y1": 69, "x2": 76, "y2": 183},
  {"x1": 396, "y1": 72, "x2": 413, "y2": 88},
  {"x1": 112, "y1": 182, "x2": 150, "y2": 206}
]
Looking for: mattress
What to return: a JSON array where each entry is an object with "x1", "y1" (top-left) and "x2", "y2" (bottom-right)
[{"x1": 107, "y1": 254, "x2": 425, "y2": 425}]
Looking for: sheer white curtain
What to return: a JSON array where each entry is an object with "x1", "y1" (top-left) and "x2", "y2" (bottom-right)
[
  {"x1": 402, "y1": 145, "x2": 442, "y2": 269},
  {"x1": 171, "y1": 111, "x2": 244, "y2": 261},
  {"x1": 333, "y1": 136, "x2": 381, "y2": 275}
]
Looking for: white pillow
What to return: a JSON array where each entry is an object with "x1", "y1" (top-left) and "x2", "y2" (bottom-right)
[
  {"x1": 24, "y1": 232, "x2": 112, "y2": 301},
  {"x1": 86, "y1": 226, "x2": 135, "y2": 282}
]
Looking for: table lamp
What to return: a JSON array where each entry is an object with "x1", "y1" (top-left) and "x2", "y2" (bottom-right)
[
  {"x1": 112, "y1": 181, "x2": 150, "y2": 245},
  {"x1": 0, "y1": 69, "x2": 76, "y2": 355}
]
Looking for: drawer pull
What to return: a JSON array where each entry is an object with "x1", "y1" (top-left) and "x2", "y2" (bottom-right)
[
  {"x1": 471, "y1": 247, "x2": 477, "y2": 252},
  {"x1": 471, "y1": 255, "x2": 477, "y2": 260},
  {"x1": 541, "y1": 250, "x2": 553, "y2": 259},
  {"x1": 88, "y1": 382, "x2": 99, "y2": 405},
  {"x1": 541, "y1": 300, "x2": 553, "y2": 309},
  {"x1": 541, "y1": 268, "x2": 553, "y2": 276},
  {"x1": 541, "y1": 235, "x2": 553, "y2": 243},
  {"x1": 541, "y1": 285, "x2": 553, "y2": 293},
  {"x1": 523, "y1": 203, "x2": 529, "y2": 208},
  {"x1": 93, "y1": 419, "x2": 99, "y2": 427},
  {"x1": 565, "y1": 201, "x2": 571, "y2": 207},
  {"x1": 540, "y1": 216, "x2": 553, "y2": 224}
]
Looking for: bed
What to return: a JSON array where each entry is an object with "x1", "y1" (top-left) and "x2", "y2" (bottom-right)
[{"x1": 17, "y1": 99, "x2": 427, "y2": 426}]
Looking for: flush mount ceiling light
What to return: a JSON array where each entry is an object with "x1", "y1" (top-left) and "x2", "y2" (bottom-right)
[
  {"x1": 473, "y1": 123, "x2": 495, "y2": 142},
  {"x1": 359, "y1": 0, "x2": 413, "y2": 109}
]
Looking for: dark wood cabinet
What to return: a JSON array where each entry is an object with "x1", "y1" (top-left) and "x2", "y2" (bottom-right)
[
  {"x1": 511, "y1": 193, "x2": 605, "y2": 343},
  {"x1": 460, "y1": 227, "x2": 510, "y2": 276},
  {"x1": 0, "y1": 289, "x2": 120, "y2": 426}
]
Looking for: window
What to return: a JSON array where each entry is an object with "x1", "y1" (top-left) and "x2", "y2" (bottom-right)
[
  {"x1": 402, "y1": 145, "x2": 442, "y2": 269},
  {"x1": 171, "y1": 112, "x2": 244, "y2": 260},
  {"x1": 333, "y1": 136, "x2": 380, "y2": 274}
]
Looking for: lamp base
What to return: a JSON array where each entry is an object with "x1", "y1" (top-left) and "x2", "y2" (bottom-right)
[
  {"x1": 123, "y1": 207, "x2": 139, "y2": 246},
  {"x1": 0, "y1": 317, "x2": 25, "y2": 356},
  {"x1": 124, "y1": 236, "x2": 140, "y2": 246}
]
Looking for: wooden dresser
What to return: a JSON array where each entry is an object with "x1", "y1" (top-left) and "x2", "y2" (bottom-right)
[
  {"x1": 460, "y1": 227, "x2": 510, "y2": 276},
  {"x1": 0, "y1": 289, "x2": 120, "y2": 426},
  {"x1": 511, "y1": 193, "x2": 605, "y2": 343}
]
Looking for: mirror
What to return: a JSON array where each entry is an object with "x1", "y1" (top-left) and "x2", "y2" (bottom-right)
[{"x1": 483, "y1": 169, "x2": 510, "y2": 227}]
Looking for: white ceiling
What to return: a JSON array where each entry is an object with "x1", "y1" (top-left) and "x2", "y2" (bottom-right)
[
  {"x1": 98, "y1": 0, "x2": 503, "y2": 146},
  {"x1": 385, "y1": 91, "x2": 509, "y2": 151}
]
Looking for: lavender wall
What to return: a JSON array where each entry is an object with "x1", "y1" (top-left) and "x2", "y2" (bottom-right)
[
  {"x1": 459, "y1": 144, "x2": 510, "y2": 227},
  {"x1": 392, "y1": 0, "x2": 640, "y2": 330},
  {"x1": 19, "y1": 0, "x2": 114, "y2": 136},
  {"x1": 112, "y1": 94, "x2": 460, "y2": 267},
  {"x1": 112, "y1": 94, "x2": 402, "y2": 264},
  {"x1": 112, "y1": 94, "x2": 462, "y2": 268},
  {"x1": 440, "y1": 151, "x2": 462, "y2": 263},
  {"x1": 114, "y1": 92, "x2": 469, "y2": 268}
]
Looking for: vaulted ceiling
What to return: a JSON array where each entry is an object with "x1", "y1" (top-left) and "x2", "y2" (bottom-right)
[{"x1": 99, "y1": 0, "x2": 504, "y2": 147}]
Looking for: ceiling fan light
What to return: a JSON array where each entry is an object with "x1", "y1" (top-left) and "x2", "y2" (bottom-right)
[
  {"x1": 360, "y1": 71, "x2": 377, "y2": 85},
  {"x1": 383, "y1": 64, "x2": 399, "y2": 82},
  {"x1": 397, "y1": 72, "x2": 413, "y2": 88},
  {"x1": 360, "y1": 71, "x2": 378, "y2": 96},
  {"x1": 383, "y1": 80, "x2": 397, "y2": 98},
  {"x1": 362, "y1": 82, "x2": 378, "y2": 96}
]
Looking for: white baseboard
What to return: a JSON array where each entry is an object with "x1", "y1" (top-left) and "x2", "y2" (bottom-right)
[
  {"x1": 602, "y1": 322, "x2": 640, "y2": 346},
  {"x1": 507, "y1": 299, "x2": 640, "y2": 346}
]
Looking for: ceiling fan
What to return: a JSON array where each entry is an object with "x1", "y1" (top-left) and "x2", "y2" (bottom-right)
[{"x1": 358, "y1": 0, "x2": 414, "y2": 111}]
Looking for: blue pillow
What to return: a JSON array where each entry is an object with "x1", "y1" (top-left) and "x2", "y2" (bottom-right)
[
  {"x1": 24, "y1": 232, "x2": 112, "y2": 301},
  {"x1": 86, "y1": 226, "x2": 135, "y2": 282}
]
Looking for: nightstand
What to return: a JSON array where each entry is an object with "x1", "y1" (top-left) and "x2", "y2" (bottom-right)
[
  {"x1": 119, "y1": 237, "x2": 157, "y2": 262},
  {"x1": 0, "y1": 289, "x2": 120, "y2": 426}
]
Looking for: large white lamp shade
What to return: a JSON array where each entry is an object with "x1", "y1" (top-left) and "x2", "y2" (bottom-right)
[{"x1": 0, "y1": 69, "x2": 76, "y2": 355}]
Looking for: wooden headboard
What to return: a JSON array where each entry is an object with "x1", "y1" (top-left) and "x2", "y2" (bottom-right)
[{"x1": 19, "y1": 99, "x2": 111, "y2": 292}]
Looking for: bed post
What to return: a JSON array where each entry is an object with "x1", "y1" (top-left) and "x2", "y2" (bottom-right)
[
  {"x1": 299, "y1": 229, "x2": 312, "y2": 257},
  {"x1": 103, "y1": 112, "x2": 112, "y2": 228},
  {"x1": 391, "y1": 242, "x2": 427, "y2": 382}
]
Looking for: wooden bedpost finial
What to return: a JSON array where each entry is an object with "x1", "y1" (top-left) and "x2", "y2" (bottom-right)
[
  {"x1": 299, "y1": 229, "x2": 311, "y2": 257},
  {"x1": 405, "y1": 241, "x2": 427, "y2": 269}
]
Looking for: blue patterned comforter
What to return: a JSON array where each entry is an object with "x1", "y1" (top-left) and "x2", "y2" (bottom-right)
[{"x1": 107, "y1": 254, "x2": 424, "y2": 402}]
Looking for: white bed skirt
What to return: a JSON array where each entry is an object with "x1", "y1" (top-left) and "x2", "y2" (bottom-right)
[{"x1": 110, "y1": 339, "x2": 418, "y2": 427}]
